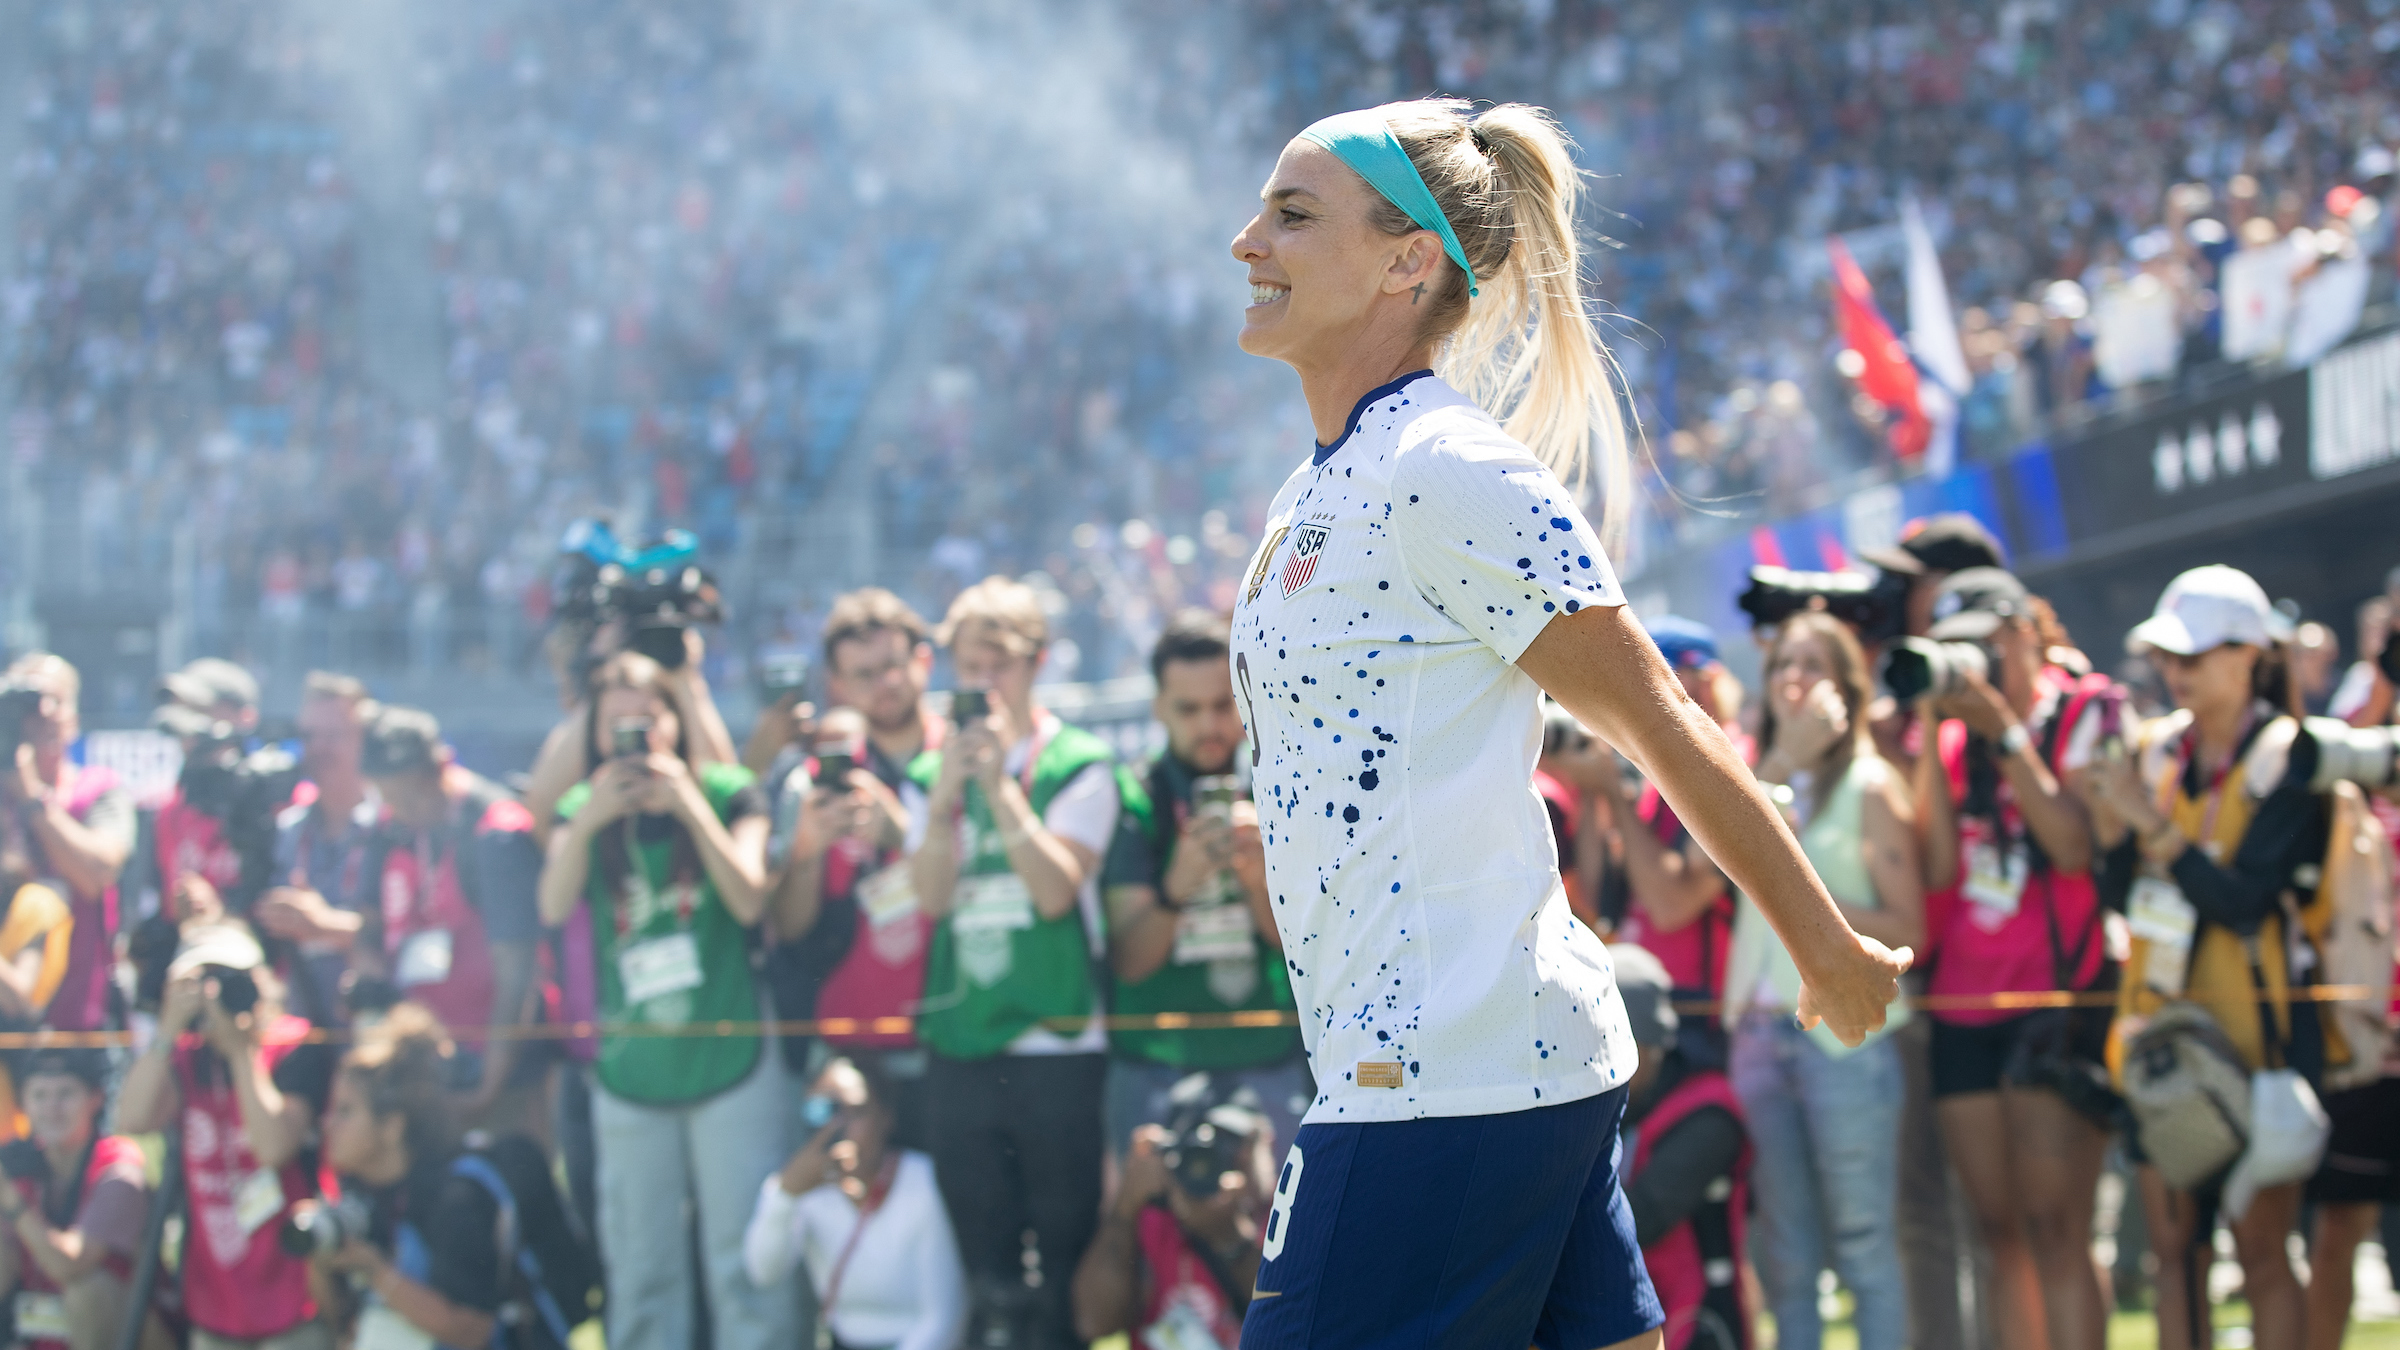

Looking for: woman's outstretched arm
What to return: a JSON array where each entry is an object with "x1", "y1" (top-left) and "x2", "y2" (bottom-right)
[{"x1": 1517, "y1": 604, "x2": 1910, "y2": 1045}]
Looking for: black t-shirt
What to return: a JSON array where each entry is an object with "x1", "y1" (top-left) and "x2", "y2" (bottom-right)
[{"x1": 350, "y1": 1158, "x2": 506, "y2": 1317}]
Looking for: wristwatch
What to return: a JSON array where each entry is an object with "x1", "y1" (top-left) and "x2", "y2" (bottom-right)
[{"x1": 1998, "y1": 723, "x2": 2033, "y2": 758}]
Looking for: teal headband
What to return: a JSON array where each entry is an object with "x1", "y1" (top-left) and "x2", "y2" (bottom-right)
[{"x1": 1299, "y1": 109, "x2": 1479, "y2": 298}]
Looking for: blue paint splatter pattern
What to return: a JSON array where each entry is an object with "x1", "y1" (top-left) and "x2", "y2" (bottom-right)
[{"x1": 1227, "y1": 371, "x2": 1639, "y2": 1126}]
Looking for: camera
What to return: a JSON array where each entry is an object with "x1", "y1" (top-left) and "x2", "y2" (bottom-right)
[
  {"x1": 601, "y1": 561, "x2": 722, "y2": 671},
  {"x1": 279, "y1": 1194, "x2": 372, "y2": 1258},
  {"x1": 1736, "y1": 566, "x2": 1911, "y2": 645},
  {"x1": 1161, "y1": 1110, "x2": 1256, "y2": 1202},
  {"x1": 1156, "y1": 1072, "x2": 1264, "y2": 1202},
  {"x1": 1880, "y1": 637, "x2": 1991, "y2": 705},
  {"x1": 1193, "y1": 776, "x2": 1244, "y2": 824},
  {"x1": 207, "y1": 965, "x2": 260, "y2": 1019},
  {"x1": 610, "y1": 718, "x2": 652, "y2": 760},
  {"x1": 2306, "y1": 717, "x2": 2400, "y2": 792},
  {"x1": 759, "y1": 655, "x2": 810, "y2": 704},
  {"x1": 950, "y1": 688, "x2": 989, "y2": 722},
  {"x1": 813, "y1": 734, "x2": 862, "y2": 790},
  {"x1": 0, "y1": 683, "x2": 46, "y2": 765}
]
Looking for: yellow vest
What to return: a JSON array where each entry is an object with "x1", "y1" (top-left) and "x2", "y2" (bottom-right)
[{"x1": 2111, "y1": 711, "x2": 2315, "y2": 1076}]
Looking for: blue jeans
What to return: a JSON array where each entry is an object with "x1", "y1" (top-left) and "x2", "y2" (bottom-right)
[{"x1": 1730, "y1": 1014, "x2": 1905, "y2": 1350}]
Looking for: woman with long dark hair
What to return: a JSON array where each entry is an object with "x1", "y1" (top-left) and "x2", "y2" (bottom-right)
[{"x1": 538, "y1": 650, "x2": 794, "y2": 1350}]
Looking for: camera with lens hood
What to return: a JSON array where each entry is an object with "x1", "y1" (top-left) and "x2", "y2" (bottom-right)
[
  {"x1": 2306, "y1": 718, "x2": 2400, "y2": 792},
  {"x1": 1881, "y1": 637, "x2": 1992, "y2": 705},
  {"x1": 1736, "y1": 566, "x2": 1911, "y2": 645}
]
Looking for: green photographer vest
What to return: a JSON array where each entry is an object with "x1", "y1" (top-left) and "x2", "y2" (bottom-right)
[
  {"x1": 1108, "y1": 757, "x2": 1300, "y2": 1070},
  {"x1": 559, "y1": 763, "x2": 763, "y2": 1104},
  {"x1": 910, "y1": 721, "x2": 1115, "y2": 1060}
]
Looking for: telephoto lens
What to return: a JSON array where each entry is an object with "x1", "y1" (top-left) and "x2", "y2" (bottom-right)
[
  {"x1": 1880, "y1": 637, "x2": 1991, "y2": 705},
  {"x1": 2306, "y1": 718, "x2": 2400, "y2": 792}
]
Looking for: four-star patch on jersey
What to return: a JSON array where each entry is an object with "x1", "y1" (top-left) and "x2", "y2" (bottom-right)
[{"x1": 1279, "y1": 523, "x2": 1332, "y2": 599}]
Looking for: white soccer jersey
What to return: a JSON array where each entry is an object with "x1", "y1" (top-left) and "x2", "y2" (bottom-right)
[{"x1": 1230, "y1": 370, "x2": 1638, "y2": 1125}]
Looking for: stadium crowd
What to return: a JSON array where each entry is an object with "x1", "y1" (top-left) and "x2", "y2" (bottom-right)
[
  {"x1": 9, "y1": 0, "x2": 2400, "y2": 693},
  {"x1": 0, "y1": 515, "x2": 2395, "y2": 1350}
]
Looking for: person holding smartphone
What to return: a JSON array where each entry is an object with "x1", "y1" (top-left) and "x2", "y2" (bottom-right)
[
  {"x1": 1098, "y1": 611, "x2": 1305, "y2": 1156},
  {"x1": 903, "y1": 577, "x2": 1122, "y2": 1348},
  {"x1": 538, "y1": 650, "x2": 792, "y2": 1350},
  {"x1": 744, "y1": 1057, "x2": 966, "y2": 1350}
]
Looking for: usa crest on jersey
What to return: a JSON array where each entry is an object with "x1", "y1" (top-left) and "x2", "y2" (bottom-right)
[{"x1": 1279, "y1": 522, "x2": 1332, "y2": 598}]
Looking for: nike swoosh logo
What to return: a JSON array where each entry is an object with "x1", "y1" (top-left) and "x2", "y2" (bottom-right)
[{"x1": 1250, "y1": 1288, "x2": 1283, "y2": 1300}]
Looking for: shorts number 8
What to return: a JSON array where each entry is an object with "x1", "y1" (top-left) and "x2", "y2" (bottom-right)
[{"x1": 1259, "y1": 1143, "x2": 1305, "y2": 1262}]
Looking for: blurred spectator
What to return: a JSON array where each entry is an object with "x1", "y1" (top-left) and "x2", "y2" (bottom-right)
[
  {"x1": 0, "y1": 1049, "x2": 161, "y2": 1350},
  {"x1": 1070, "y1": 1078, "x2": 1271, "y2": 1350},
  {"x1": 0, "y1": 655, "x2": 132, "y2": 1036},
  {"x1": 304, "y1": 1005, "x2": 596, "y2": 1350},
  {"x1": 905, "y1": 578, "x2": 1119, "y2": 1348},
  {"x1": 745, "y1": 1057, "x2": 967, "y2": 1350},
  {"x1": 254, "y1": 672, "x2": 382, "y2": 1024},
  {"x1": 114, "y1": 924, "x2": 337, "y2": 1350},
  {"x1": 770, "y1": 589, "x2": 945, "y2": 1143},
  {"x1": 537, "y1": 650, "x2": 792, "y2": 1350},
  {"x1": 1610, "y1": 945, "x2": 1752, "y2": 1350},
  {"x1": 1099, "y1": 610, "x2": 1303, "y2": 1155},
  {"x1": 356, "y1": 706, "x2": 547, "y2": 1137},
  {"x1": 1724, "y1": 613, "x2": 1923, "y2": 1350}
]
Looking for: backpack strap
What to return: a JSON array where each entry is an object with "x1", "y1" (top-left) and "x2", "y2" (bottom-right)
[{"x1": 451, "y1": 1153, "x2": 574, "y2": 1349}]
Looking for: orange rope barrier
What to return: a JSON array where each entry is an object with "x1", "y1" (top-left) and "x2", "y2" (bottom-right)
[{"x1": 11, "y1": 985, "x2": 2381, "y2": 1049}]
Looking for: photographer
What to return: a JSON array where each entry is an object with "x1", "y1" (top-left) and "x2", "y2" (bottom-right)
[
  {"x1": 254, "y1": 673, "x2": 383, "y2": 1026},
  {"x1": 537, "y1": 650, "x2": 792, "y2": 1350},
  {"x1": 0, "y1": 874, "x2": 75, "y2": 1130},
  {"x1": 1069, "y1": 1081, "x2": 1269, "y2": 1350},
  {"x1": 743, "y1": 1057, "x2": 965, "y2": 1350},
  {"x1": 355, "y1": 708, "x2": 547, "y2": 1137},
  {"x1": 1904, "y1": 569, "x2": 2113, "y2": 1350},
  {"x1": 114, "y1": 924, "x2": 337, "y2": 1350},
  {"x1": 302, "y1": 1004, "x2": 592, "y2": 1350},
  {"x1": 2084, "y1": 566, "x2": 2327, "y2": 1350},
  {"x1": 769, "y1": 589, "x2": 943, "y2": 1134},
  {"x1": 1610, "y1": 947, "x2": 1751, "y2": 1350},
  {"x1": 149, "y1": 659, "x2": 270, "y2": 920},
  {"x1": 0, "y1": 1049, "x2": 161, "y2": 1350},
  {"x1": 1858, "y1": 514, "x2": 2009, "y2": 649},
  {"x1": 0, "y1": 654, "x2": 134, "y2": 1035},
  {"x1": 904, "y1": 577, "x2": 1118, "y2": 1348},
  {"x1": 1099, "y1": 611, "x2": 1303, "y2": 1154}
]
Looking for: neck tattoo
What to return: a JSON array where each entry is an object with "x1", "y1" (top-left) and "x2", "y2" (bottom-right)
[{"x1": 1410, "y1": 281, "x2": 1426, "y2": 304}]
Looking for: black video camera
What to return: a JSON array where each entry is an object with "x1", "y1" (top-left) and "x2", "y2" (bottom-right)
[
  {"x1": 1736, "y1": 566, "x2": 1911, "y2": 646},
  {"x1": 595, "y1": 561, "x2": 722, "y2": 672}
]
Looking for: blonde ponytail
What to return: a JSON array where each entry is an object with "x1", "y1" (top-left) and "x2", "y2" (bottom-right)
[{"x1": 1362, "y1": 99, "x2": 1635, "y2": 550}]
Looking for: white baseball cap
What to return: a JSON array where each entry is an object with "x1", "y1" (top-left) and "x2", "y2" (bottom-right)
[{"x1": 2126, "y1": 565, "x2": 2275, "y2": 656}]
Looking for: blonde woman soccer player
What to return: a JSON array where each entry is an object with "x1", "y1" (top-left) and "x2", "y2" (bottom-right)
[{"x1": 1226, "y1": 98, "x2": 1909, "y2": 1350}]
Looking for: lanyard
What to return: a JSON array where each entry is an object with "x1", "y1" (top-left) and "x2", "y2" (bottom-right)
[
  {"x1": 2169, "y1": 703, "x2": 2260, "y2": 852},
  {"x1": 614, "y1": 818, "x2": 697, "y2": 941},
  {"x1": 821, "y1": 1153, "x2": 901, "y2": 1317}
]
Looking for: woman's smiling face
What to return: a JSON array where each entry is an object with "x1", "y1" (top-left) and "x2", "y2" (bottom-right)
[{"x1": 1229, "y1": 140, "x2": 1422, "y2": 369}]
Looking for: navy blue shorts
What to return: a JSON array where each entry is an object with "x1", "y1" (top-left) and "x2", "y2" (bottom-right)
[{"x1": 1241, "y1": 1084, "x2": 1662, "y2": 1350}]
